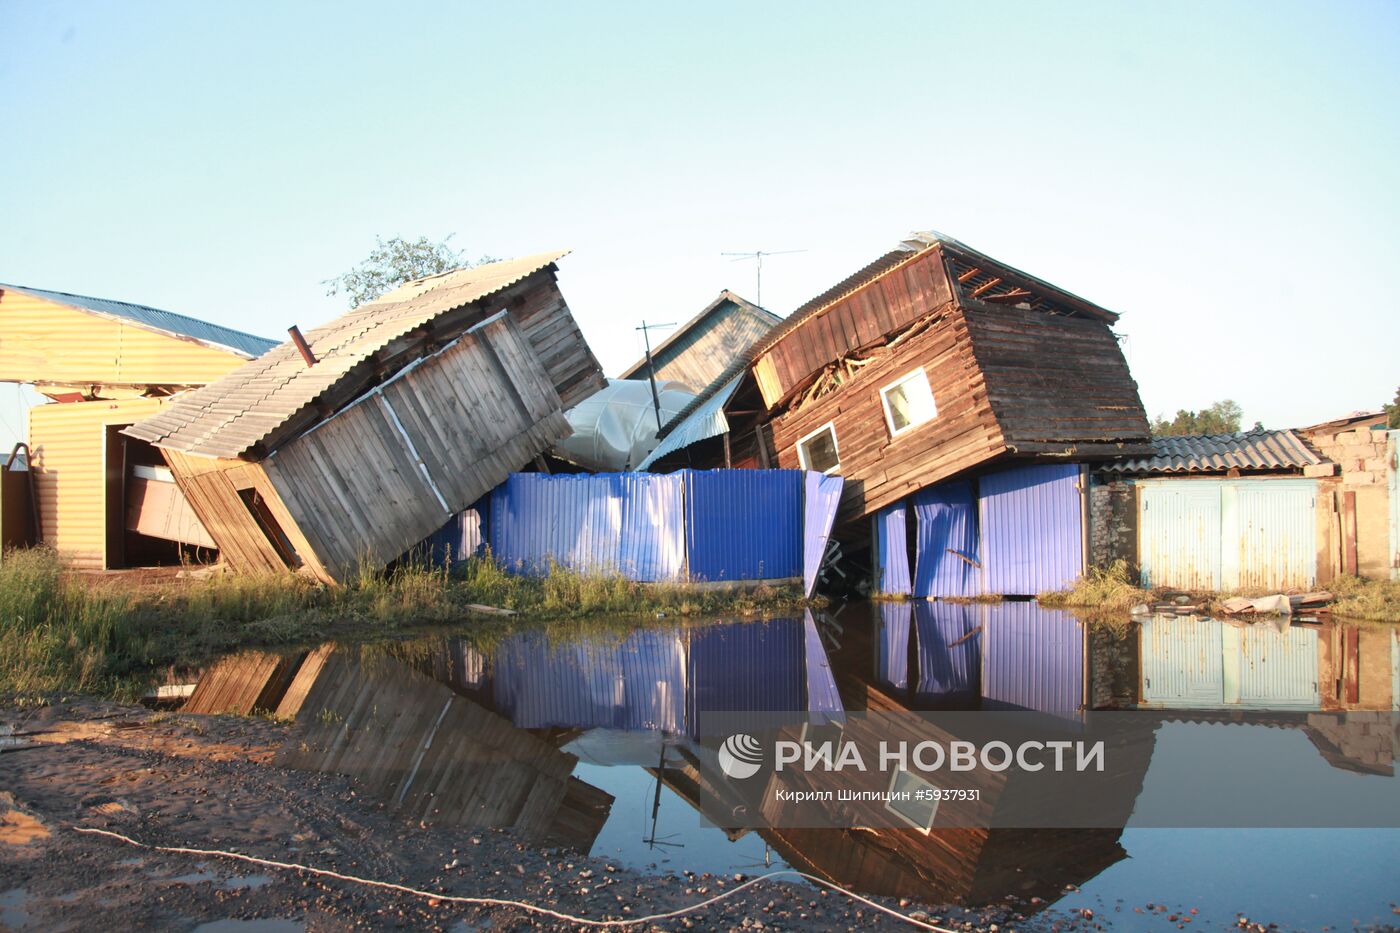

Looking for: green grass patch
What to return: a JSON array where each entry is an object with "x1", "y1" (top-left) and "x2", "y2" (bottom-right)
[
  {"x1": 0, "y1": 547, "x2": 809, "y2": 700},
  {"x1": 1327, "y1": 575, "x2": 1400, "y2": 623},
  {"x1": 1038, "y1": 560, "x2": 1147, "y2": 613}
]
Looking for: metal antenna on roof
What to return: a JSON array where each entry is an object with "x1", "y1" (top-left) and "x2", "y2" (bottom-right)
[
  {"x1": 719, "y1": 249, "x2": 807, "y2": 309},
  {"x1": 636, "y1": 320, "x2": 676, "y2": 435}
]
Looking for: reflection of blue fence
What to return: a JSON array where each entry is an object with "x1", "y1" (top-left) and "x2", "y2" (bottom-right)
[{"x1": 468, "y1": 469, "x2": 840, "y2": 589}]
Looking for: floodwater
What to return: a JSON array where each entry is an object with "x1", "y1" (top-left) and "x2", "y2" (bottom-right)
[{"x1": 192, "y1": 603, "x2": 1400, "y2": 930}]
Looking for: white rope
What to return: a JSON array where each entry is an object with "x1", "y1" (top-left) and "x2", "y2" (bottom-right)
[{"x1": 71, "y1": 825, "x2": 955, "y2": 930}]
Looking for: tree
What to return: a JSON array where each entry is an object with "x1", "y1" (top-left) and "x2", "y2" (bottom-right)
[
  {"x1": 1386, "y1": 386, "x2": 1400, "y2": 429},
  {"x1": 324, "y1": 235, "x2": 491, "y2": 309},
  {"x1": 1150, "y1": 399, "x2": 1247, "y2": 436}
]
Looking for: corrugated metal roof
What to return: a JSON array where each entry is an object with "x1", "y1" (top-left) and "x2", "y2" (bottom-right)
[
  {"x1": 0, "y1": 282, "x2": 277, "y2": 359},
  {"x1": 636, "y1": 376, "x2": 741, "y2": 469},
  {"x1": 1101, "y1": 429, "x2": 1322, "y2": 475},
  {"x1": 123, "y1": 251, "x2": 568, "y2": 459}
]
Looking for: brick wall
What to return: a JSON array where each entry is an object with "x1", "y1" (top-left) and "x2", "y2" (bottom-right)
[
  {"x1": 1303, "y1": 422, "x2": 1395, "y2": 580},
  {"x1": 1088, "y1": 476, "x2": 1137, "y2": 572},
  {"x1": 1306, "y1": 425, "x2": 1393, "y2": 487}
]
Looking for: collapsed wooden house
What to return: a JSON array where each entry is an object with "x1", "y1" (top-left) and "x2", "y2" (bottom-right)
[
  {"x1": 124, "y1": 252, "x2": 605, "y2": 583},
  {"x1": 0, "y1": 282, "x2": 277, "y2": 568},
  {"x1": 617, "y1": 289, "x2": 779, "y2": 396},
  {"x1": 648, "y1": 233, "x2": 1151, "y2": 519}
]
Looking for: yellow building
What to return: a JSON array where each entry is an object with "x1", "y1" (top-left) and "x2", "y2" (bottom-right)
[{"x1": 0, "y1": 283, "x2": 276, "y2": 568}]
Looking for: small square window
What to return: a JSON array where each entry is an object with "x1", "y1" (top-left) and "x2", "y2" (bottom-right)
[
  {"x1": 796, "y1": 423, "x2": 841, "y2": 474},
  {"x1": 885, "y1": 768, "x2": 939, "y2": 832},
  {"x1": 880, "y1": 369, "x2": 937, "y2": 437}
]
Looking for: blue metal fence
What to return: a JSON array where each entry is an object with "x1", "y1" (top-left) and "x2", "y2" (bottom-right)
[
  {"x1": 491, "y1": 628, "x2": 687, "y2": 733},
  {"x1": 685, "y1": 470, "x2": 803, "y2": 582},
  {"x1": 912, "y1": 480, "x2": 980, "y2": 597},
  {"x1": 914, "y1": 601, "x2": 980, "y2": 704},
  {"x1": 873, "y1": 504, "x2": 912, "y2": 596},
  {"x1": 979, "y1": 464, "x2": 1084, "y2": 597},
  {"x1": 803, "y1": 472, "x2": 845, "y2": 596},
  {"x1": 980, "y1": 601, "x2": 1086, "y2": 720}
]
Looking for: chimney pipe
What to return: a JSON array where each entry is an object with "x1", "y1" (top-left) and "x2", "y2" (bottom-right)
[{"x1": 288, "y1": 326, "x2": 317, "y2": 367}]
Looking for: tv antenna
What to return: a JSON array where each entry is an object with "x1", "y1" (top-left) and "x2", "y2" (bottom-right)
[
  {"x1": 636, "y1": 320, "x2": 676, "y2": 434},
  {"x1": 720, "y1": 249, "x2": 807, "y2": 309}
]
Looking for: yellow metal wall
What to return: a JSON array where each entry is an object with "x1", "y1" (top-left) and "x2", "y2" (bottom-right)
[
  {"x1": 28, "y1": 397, "x2": 166, "y2": 568},
  {"x1": 0, "y1": 292, "x2": 252, "y2": 387}
]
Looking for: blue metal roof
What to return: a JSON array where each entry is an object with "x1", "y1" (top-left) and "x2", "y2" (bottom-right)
[
  {"x1": 0, "y1": 283, "x2": 278, "y2": 359},
  {"x1": 636, "y1": 376, "x2": 741, "y2": 469}
]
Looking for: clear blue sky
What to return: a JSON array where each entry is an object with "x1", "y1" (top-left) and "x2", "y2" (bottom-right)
[{"x1": 2, "y1": 0, "x2": 1397, "y2": 447}]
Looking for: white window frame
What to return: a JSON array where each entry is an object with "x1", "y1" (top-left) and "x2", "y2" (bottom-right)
[
  {"x1": 884, "y1": 767, "x2": 939, "y2": 834},
  {"x1": 879, "y1": 367, "x2": 937, "y2": 438},
  {"x1": 795, "y1": 422, "x2": 841, "y2": 474}
]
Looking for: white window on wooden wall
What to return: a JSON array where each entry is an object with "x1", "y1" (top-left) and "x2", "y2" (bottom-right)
[
  {"x1": 880, "y1": 368, "x2": 937, "y2": 437},
  {"x1": 796, "y1": 422, "x2": 841, "y2": 474},
  {"x1": 885, "y1": 768, "x2": 939, "y2": 833}
]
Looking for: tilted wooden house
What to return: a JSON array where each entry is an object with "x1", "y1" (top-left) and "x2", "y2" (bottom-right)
[
  {"x1": 0, "y1": 282, "x2": 277, "y2": 568},
  {"x1": 125, "y1": 252, "x2": 606, "y2": 584},
  {"x1": 617, "y1": 289, "x2": 780, "y2": 396},
  {"x1": 650, "y1": 233, "x2": 1151, "y2": 520}
]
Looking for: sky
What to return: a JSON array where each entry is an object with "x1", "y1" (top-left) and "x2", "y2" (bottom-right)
[{"x1": 2, "y1": 0, "x2": 1397, "y2": 448}]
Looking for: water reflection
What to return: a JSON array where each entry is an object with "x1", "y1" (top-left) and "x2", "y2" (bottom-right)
[{"x1": 182, "y1": 603, "x2": 1398, "y2": 922}]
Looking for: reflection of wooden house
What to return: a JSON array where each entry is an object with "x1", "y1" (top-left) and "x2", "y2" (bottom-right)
[
  {"x1": 751, "y1": 604, "x2": 1155, "y2": 905},
  {"x1": 0, "y1": 283, "x2": 276, "y2": 567},
  {"x1": 182, "y1": 646, "x2": 613, "y2": 850},
  {"x1": 618, "y1": 290, "x2": 779, "y2": 396},
  {"x1": 649, "y1": 234, "x2": 1151, "y2": 523},
  {"x1": 125, "y1": 253, "x2": 606, "y2": 583}
]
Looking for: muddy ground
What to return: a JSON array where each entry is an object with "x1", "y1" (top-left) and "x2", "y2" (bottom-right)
[{"x1": 0, "y1": 699, "x2": 1050, "y2": 933}]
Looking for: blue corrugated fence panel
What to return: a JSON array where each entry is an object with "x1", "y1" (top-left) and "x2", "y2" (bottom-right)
[
  {"x1": 684, "y1": 469, "x2": 802, "y2": 581},
  {"x1": 409, "y1": 495, "x2": 490, "y2": 568},
  {"x1": 980, "y1": 602, "x2": 1085, "y2": 720},
  {"x1": 872, "y1": 503, "x2": 912, "y2": 596},
  {"x1": 912, "y1": 480, "x2": 980, "y2": 597},
  {"x1": 979, "y1": 464, "x2": 1083, "y2": 596},
  {"x1": 803, "y1": 472, "x2": 845, "y2": 596},
  {"x1": 490, "y1": 473, "x2": 619, "y2": 574},
  {"x1": 687, "y1": 618, "x2": 805, "y2": 732},
  {"x1": 489, "y1": 473, "x2": 686, "y2": 581},
  {"x1": 617, "y1": 472, "x2": 686, "y2": 581},
  {"x1": 875, "y1": 601, "x2": 912, "y2": 690},
  {"x1": 914, "y1": 601, "x2": 980, "y2": 703},
  {"x1": 490, "y1": 629, "x2": 685, "y2": 732},
  {"x1": 803, "y1": 610, "x2": 846, "y2": 721}
]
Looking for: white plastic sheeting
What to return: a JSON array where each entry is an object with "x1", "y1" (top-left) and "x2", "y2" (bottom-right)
[{"x1": 554, "y1": 378, "x2": 695, "y2": 472}]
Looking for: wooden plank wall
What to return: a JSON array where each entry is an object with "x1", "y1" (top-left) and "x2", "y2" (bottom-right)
[
  {"x1": 642, "y1": 301, "x2": 778, "y2": 395},
  {"x1": 276, "y1": 650, "x2": 612, "y2": 849},
  {"x1": 752, "y1": 249, "x2": 953, "y2": 408},
  {"x1": 768, "y1": 309, "x2": 1006, "y2": 520},
  {"x1": 160, "y1": 448, "x2": 330, "y2": 579},
  {"x1": 512, "y1": 276, "x2": 607, "y2": 408},
  {"x1": 263, "y1": 312, "x2": 571, "y2": 582},
  {"x1": 961, "y1": 302, "x2": 1150, "y2": 449}
]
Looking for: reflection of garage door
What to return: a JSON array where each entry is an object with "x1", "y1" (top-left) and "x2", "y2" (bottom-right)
[
  {"x1": 1141, "y1": 616, "x2": 1224, "y2": 708},
  {"x1": 1235, "y1": 624, "x2": 1319, "y2": 709},
  {"x1": 1138, "y1": 479, "x2": 1316, "y2": 590},
  {"x1": 1140, "y1": 618, "x2": 1321, "y2": 711}
]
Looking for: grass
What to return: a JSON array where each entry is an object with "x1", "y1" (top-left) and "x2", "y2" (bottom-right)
[
  {"x1": 1040, "y1": 559, "x2": 1400, "y2": 624},
  {"x1": 1038, "y1": 560, "x2": 1148, "y2": 613},
  {"x1": 0, "y1": 547, "x2": 809, "y2": 700}
]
